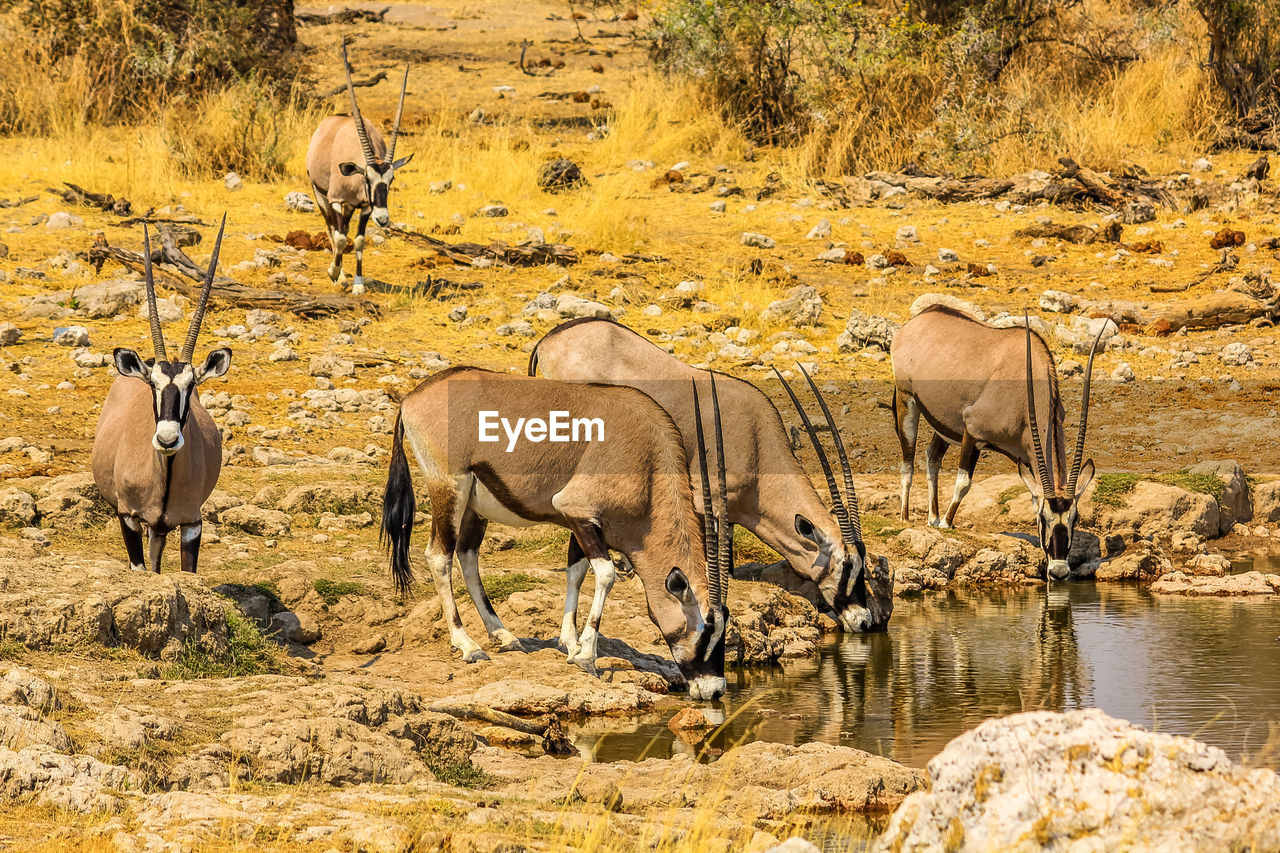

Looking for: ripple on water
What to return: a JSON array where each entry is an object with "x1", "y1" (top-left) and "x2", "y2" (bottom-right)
[{"x1": 578, "y1": 582, "x2": 1280, "y2": 769}]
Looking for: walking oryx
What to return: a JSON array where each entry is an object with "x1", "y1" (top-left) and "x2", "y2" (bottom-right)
[
  {"x1": 890, "y1": 305, "x2": 1104, "y2": 580},
  {"x1": 305, "y1": 42, "x2": 412, "y2": 296},
  {"x1": 529, "y1": 318, "x2": 893, "y2": 633},
  {"x1": 91, "y1": 220, "x2": 232, "y2": 574},
  {"x1": 381, "y1": 367, "x2": 729, "y2": 700}
]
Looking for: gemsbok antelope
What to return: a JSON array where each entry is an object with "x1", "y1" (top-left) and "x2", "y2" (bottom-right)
[
  {"x1": 891, "y1": 305, "x2": 1104, "y2": 580},
  {"x1": 381, "y1": 366, "x2": 729, "y2": 700},
  {"x1": 529, "y1": 318, "x2": 893, "y2": 632},
  {"x1": 305, "y1": 43, "x2": 412, "y2": 296},
  {"x1": 91, "y1": 220, "x2": 232, "y2": 574}
]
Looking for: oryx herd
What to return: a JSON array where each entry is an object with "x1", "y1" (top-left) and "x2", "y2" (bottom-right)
[{"x1": 88, "y1": 47, "x2": 1107, "y2": 704}]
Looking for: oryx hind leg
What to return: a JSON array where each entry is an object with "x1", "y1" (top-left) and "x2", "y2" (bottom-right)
[
  {"x1": 894, "y1": 390, "x2": 920, "y2": 522},
  {"x1": 118, "y1": 515, "x2": 145, "y2": 571},
  {"x1": 559, "y1": 535, "x2": 588, "y2": 655},
  {"x1": 942, "y1": 432, "x2": 980, "y2": 529},
  {"x1": 925, "y1": 434, "x2": 950, "y2": 528},
  {"x1": 456, "y1": 507, "x2": 524, "y2": 653},
  {"x1": 427, "y1": 479, "x2": 487, "y2": 663},
  {"x1": 179, "y1": 521, "x2": 202, "y2": 574},
  {"x1": 147, "y1": 525, "x2": 169, "y2": 574}
]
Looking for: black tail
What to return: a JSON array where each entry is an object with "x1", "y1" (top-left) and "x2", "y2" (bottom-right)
[
  {"x1": 527, "y1": 342, "x2": 540, "y2": 376},
  {"x1": 381, "y1": 413, "x2": 416, "y2": 596}
]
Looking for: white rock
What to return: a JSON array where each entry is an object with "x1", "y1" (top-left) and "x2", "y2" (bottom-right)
[
  {"x1": 1039, "y1": 290, "x2": 1075, "y2": 313},
  {"x1": 45, "y1": 212, "x2": 83, "y2": 230},
  {"x1": 895, "y1": 224, "x2": 918, "y2": 242},
  {"x1": 224, "y1": 172, "x2": 243, "y2": 191},
  {"x1": 283, "y1": 192, "x2": 314, "y2": 212},
  {"x1": 937, "y1": 247, "x2": 958, "y2": 262},
  {"x1": 805, "y1": 219, "x2": 832, "y2": 240},
  {"x1": 742, "y1": 232, "x2": 776, "y2": 249},
  {"x1": 1112, "y1": 362, "x2": 1135, "y2": 382}
]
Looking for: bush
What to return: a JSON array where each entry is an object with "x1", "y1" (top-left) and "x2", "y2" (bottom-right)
[
  {"x1": 0, "y1": 0, "x2": 298, "y2": 132},
  {"x1": 1194, "y1": 0, "x2": 1280, "y2": 118}
]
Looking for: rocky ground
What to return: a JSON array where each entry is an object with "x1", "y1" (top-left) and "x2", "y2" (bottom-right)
[{"x1": 1, "y1": 0, "x2": 1279, "y2": 848}]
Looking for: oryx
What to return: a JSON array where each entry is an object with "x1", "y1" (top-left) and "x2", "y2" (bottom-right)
[
  {"x1": 91, "y1": 220, "x2": 232, "y2": 574},
  {"x1": 381, "y1": 366, "x2": 729, "y2": 700},
  {"x1": 529, "y1": 318, "x2": 893, "y2": 632},
  {"x1": 890, "y1": 305, "x2": 1103, "y2": 580},
  {"x1": 305, "y1": 42, "x2": 412, "y2": 295}
]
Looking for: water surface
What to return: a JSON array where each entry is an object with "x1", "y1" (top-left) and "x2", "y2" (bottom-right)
[{"x1": 580, "y1": 583, "x2": 1280, "y2": 768}]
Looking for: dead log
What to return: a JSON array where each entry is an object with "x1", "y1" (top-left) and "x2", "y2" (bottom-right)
[
  {"x1": 916, "y1": 177, "x2": 1015, "y2": 203},
  {"x1": 0, "y1": 195, "x2": 38, "y2": 209},
  {"x1": 319, "y1": 70, "x2": 387, "y2": 98},
  {"x1": 1057, "y1": 157, "x2": 1122, "y2": 206},
  {"x1": 1214, "y1": 127, "x2": 1280, "y2": 152},
  {"x1": 387, "y1": 224, "x2": 579, "y2": 267},
  {"x1": 428, "y1": 700, "x2": 575, "y2": 755},
  {"x1": 1246, "y1": 154, "x2": 1270, "y2": 181},
  {"x1": 84, "y1": 228, "x2": 378, "y2": 318},
  {"x1": 54, "y1": 182, "x2": 131, "y2": 216},
  {"x1": 297, "y1": 6, "x2": 389, "y2": 25},
  {"x1": 1013, "y1": 222, "x2": 1123, "y2": 244}
]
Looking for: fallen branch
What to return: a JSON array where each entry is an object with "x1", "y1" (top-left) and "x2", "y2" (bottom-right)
[
  {"x1": 84, "y1": 228, "x2": 379, "y2": 318},
  {"x1": 428, "y1": 700, "x2": 575, "y2": 755},
  {"x1": 320, "y1": 70, "x2": 387, "y2": 98},
  {"x1": 1013, "y1": 222, "x2": 1123, "y2": 244},
  {"x1": 387, "y1": 224, "x2": 579, "y2": 267},
  {"x1": 297, "y1": 6, "x2": 389, "y2": 25},
  {"x1": 54, "y1": 182, "x2": 131, "y2": 216},
  {"x1": 0, "y1": 195, "x2": 38, "y2": 209}
]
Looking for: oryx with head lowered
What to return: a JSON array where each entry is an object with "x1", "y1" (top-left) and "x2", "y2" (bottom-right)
[
  {"x1": 530, "y1": 318, "x2": 893, "y2": 632},
  {"x1": 381, "y1": 366, "x2": 729, "y2": 700},
  {"x1": 305, "y1": 42, "x2": 412, "y2": 295},
  {"x1": 891, "y1": 305, "x2": 1104, "y2": 580},
  {"x1": 91, "y1": 219, "x2": 232, "y2": 574}
]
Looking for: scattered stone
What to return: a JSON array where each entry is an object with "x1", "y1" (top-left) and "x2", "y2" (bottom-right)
[
  {"x1": 760, "y1": 285, "x2": 822, "y2": 326},
  {"x1": 309, "y1": 356, "x2": 355, "y2": 378},
  {"x1": 668, "y1": 708, "x2": 715, "y2": 731},
  {"x1": 837, "y1": 308, "x2": 899, "y2": 352},
  {"x1": 219, "y1": 506, "x2": 291, "y2": 537},
  {"x1": 742, "y1": 232, "x2": 776, "y2": 249},
  {"x1": 45, "y1": 212, "x2": 83, "y2": 230},
  {"x1": 1039, "y1": 290, "x2": 1076, "y2": 314},
  {"x1": 937, "y1": 247, "x2": 958, "y2": 262},
  {"x1": 1095, "y1": 540, "x2": 1173, "y2": 582},
  {"x1": 138, "y1": 297, "x2": 183, "y2": 325},
  {"x1": 224, "y1": 172, "x2": 243, "y2": 191},
  {"x1": 0, "y1": 323, "x2": 19, "y2": 346},
  {"x1": 52, "y1": 326, "x2": 89, "y2": 347},
  {"x1": 284, "y1": 192, "x2": 314, "y2": 212},
  {"x1": 805, "y1": 219, "x2": 831, "y2": 240},
  {"x1": 895, "y1": 224, "x2": 918, "y2": 242},
  {"x1": 1152, "y1": 570, "x2": 1280, "y2": 596},
  {"x1": 1111, "y1": 362, "x2": 1135, "y2": 382},
  {"x1": 479, "y1": 204, "x2": 509, "y2": 218},
  {"x1": 496, "y1": 321, "x2": 536, "y2": 337},
  {"x1": 538, "y1": 158, "x2": 587, "y2": 192}
]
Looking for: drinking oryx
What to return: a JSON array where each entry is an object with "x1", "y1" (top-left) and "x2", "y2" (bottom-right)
[
  {"x1": 91, "y1": 220, "x2": 232, "y2": 574},
  {"x1": 305, "y1": 42, "x2": 412, "y2": 295},
  {"x1": 529, "y1": 318, "x2": 893, "y2": 633},
  {"x1": 890, "y1": 305, "x2": 1104, "y2": 580},
  {"x1": 381, "y1": 367, "x2": 729, "y2": 700}
]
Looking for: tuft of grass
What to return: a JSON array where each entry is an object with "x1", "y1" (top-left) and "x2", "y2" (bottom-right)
[
  {"x1": 425, "y1": 756, "x2": 496, "y2": 789},
  {"x1": 732, "y1": 526, "x2": 781, "y2": 564},
  {"x1": 996, "y1": 485, "x2": 1026, "y2": 515},
  {"x1": 1092, "y1": 471, "x2": 1226, "y2": 508},
  {"x1": 160, "y1": 608, "x2": 281, "y2": 680},
  {"x1": 861, "y1": 512, "x2": 904, "y2": 538},
  {"x1": 313, "y1": 579, "x2": 366, "y2": 605},
  {"x1": 0, "y1": 638, "x2": 28, "y2": 661},
  {"x1": 481, "y1": 572, "x2": 549, "y2": 604}
]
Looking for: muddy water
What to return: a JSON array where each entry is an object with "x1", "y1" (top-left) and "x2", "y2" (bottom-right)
[{"x1": 580, "y1": 583, "x2": 1280, "y2": 769}]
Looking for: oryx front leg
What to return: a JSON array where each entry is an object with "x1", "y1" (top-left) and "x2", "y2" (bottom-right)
[
  {"x1": 351, "y1": 210, "x2": 370, "y2": 295},
  {"x1": 925, "y1": 434, "x2": 949, "y2": 528},
  {"x1": 147, "y1": 525, "x2": 169, "y2": 575},
  {"x1": 571, "y1": 557, "x2": 616, "y2": 675},
  {"x1": 456, "y1": 509, "x2": 524, "y2": 653},
  {"x1": 179, "y1": 522, "x2": 202, "y2": 574},
  {"x1": 328, "y1": 205, "x2": 354, "y2": 287},
  {"x1": 554, "y1": 516, "x2": 613, "y2": 675},
  {"x1": 559, "y1": 537, "x2": 589, "y2": 655},
  {"x1": 118, "y1": 515, "x2": 145, "y2": 571}
]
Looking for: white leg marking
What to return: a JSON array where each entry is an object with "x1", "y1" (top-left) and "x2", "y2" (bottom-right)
[
  {"x1": 560, "y1": 558, "x2": 588, "y2": 655},
  {"x1": 569, "y1": 557, "x2": 616, "y2": 674},
  {"x1": 428, "y1": 552, "x2": 487, "y2": 663},
  {"x1": 181, "y1": 523, "x2": 201, "y2": 545},
  {"x1": 122, "y1": 517, "x2": 141, "y2": 532},
  {"x1": 941, "y1": 469, "x2": 972, "y2": 530},
  {"x1": 899, "y1": 461, "x2": 914, "y2": 521}
]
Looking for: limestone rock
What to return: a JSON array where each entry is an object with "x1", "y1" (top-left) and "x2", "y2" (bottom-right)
[
  {"x1": 276, "y1": 481, "x2": 377, "y2": 515},
  {"x1": 1253, "y1": 480, "x2": 1280, "y2": 523},
  {"x1": 1187, "y1": 460, "x2": 1250, "y2": 534},
  {"x1": 219, "y1": 505, "x2": 291, "y2": 537},
  {"x1": 35, "y1": 472, "x2": 111, "y2": 528},
  {"x1": 761, "y1": 285, "x2": 822, "y2": 326},
  {"x1": 1100, "y1": 480, "x2": 1218, "y2": 539},
  {"x1": 874, "y1": 709, "x2": 1280, "y2": 853},
  {"x1": 837, "y1": 308, "x2": 899, "y2": 352},
  {"x1": 0, "y1": 488, "x2": 37, "y2": 528},
  {"x1": 1151, "y1": 570, "x2": 1280, "y2": 596},
  {"x1": 1095, "y1": 540, "x2": 1173, "y2": 582},
  {"x1": 894, "y1": 528, "x2": 975, "y2": 579},
  {"x1": 0, "y1": 745, "x2": 134, "y2": 814},
  {"x1": 309, "y1": 355, "x2": 356, "y2": 378}
]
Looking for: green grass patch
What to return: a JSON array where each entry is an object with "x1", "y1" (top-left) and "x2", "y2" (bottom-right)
[
  {"x1": 996, "y1": 485, "x2": 1026, "y2": 515},
  {"x1": 481, "y1": 572, "x2": 548, "y2": 603},
  {"x1": 1092, "y1": 471, "x2": 1225, "y2": 508},
  {"x1": 733, "y1": 526, "x2": 781, "y2": 564},
  {"x1": 312, "y1": 578, "x2": 366, "y2": 605},
  {"x1": 160, "y1": 608, "x2": 281, "y2": 680},
  {"x1": 860, "y1": 512, "x2": 904, "y2": 538},
  {"x1": 425, "y1": 756, "x2": 496, "y2": 789}
]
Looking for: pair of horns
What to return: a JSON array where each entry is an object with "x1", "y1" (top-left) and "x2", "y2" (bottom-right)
[
  {"x1": 1024, "y1": 313, "x2": 1104, "y2": 498},
  {"x1": 342, "y1": 41, "x2": 409, "y2": 167},
  {"x1": 691, "y1": 374, "x2": 730, "y2": 611},
  {"x1": 142, "y1": 215, "x2": 226, "y2": 363},
  {"x1": 774, "y1": 366, "x2": 863, "y2": 548}
]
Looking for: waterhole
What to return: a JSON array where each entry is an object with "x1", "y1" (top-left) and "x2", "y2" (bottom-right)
[{"x1": 578, "y1": 582, "x2": 1280, "y2": 769}]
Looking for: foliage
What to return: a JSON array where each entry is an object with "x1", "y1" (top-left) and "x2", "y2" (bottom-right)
[
  {"x1": 860, "y1": 512, "x2": 904, "y2": 538},
  {"x1": 1091, "y1": 471, "x2": 1225, "y2": 508},
  {"x1": 160, "y1": 608, "x2": 281, "y2": 679},
  {"x1": 1194, "y1": 0, "x2": 1280, "y2": 118},
  {"x1": 313, "y1": 578, "x2": 366, "y2": 606},
  {"x1": 424, "y1": 755, "x2": 496, "y2": 788},
  {"x1": 0, "y1": 0, "x2": 297, "y2": 132}
]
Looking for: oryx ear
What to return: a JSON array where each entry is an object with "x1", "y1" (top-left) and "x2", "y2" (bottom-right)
[
  {"x1": 113, "y1": 348, "x2": 148, "y2": 381},
  {"x1": 338, "y1": 162, "x2": 360, "y2": 177},
  {"x1": 795, "y1": 514, "x2": 835, "y2": 551},
  {"x1": 392, "y1": 153, "x2": 414, "y2": 170},
  {"x1": 195, "y1": 348, "x2": 232, "y2": 384},
  {"x1": 1075, "y1": 459, "x2": 1096, "y2": 499},
  {"x1": 1018, "y1": 462, "x2": 1043, "y2": 509}
]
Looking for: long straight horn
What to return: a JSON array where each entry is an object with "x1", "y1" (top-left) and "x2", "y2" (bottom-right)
[
  {"x1": 1024, "y1": 313, "x2": 1054, "y2": 495},
  {"x1": 142, "y1": 225, "x2": 167, "y2": 361},
  {"x1": 709, "y1": 373, "x2": 731, "y2": 604},
  {"x1": 691, "y1": 379, "x2": 721, "y2": 610},
  {"x1": 1066, "y1": 324, "x2": 1106, "y2": 495},
  {"x1": 386, "y1": 63, "x2": 409, "y2": 163},
  {"x1": 797, "y1": 364, "x2": 862, "y2": 545},
  {"x1": 180, "y1": 214, "x2": 226, "y2": 363},
  {"x1": 772, "y1": 366, "x2": 852, "y2": 537},
  {"x1": 342, "y1": 41, "x2": 377, "y2": 165}
]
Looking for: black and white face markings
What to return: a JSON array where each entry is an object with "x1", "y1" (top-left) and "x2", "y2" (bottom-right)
[{"x1": 113, "y1": 348, "x2": 232, "y2": 456}]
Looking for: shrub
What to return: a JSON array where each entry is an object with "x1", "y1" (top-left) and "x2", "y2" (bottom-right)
[
  {"x1": 1194, "y1": 0, "x2": 1280, "y2": 118},
  {"x1": 161, "y1": 608, "x2": 281, "y2": 679}
]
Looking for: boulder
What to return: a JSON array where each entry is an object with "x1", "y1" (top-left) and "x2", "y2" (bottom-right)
[
  {"x1": 1188, "y1": 460, "x2": 1250, "y2": 534},
  {"x1": 1099, "y1": 480, "x2": 1218, "y2": 539},
  {"x1": 471, "y1": 680, "x2": 568, "y2": 716},
  {"x1": 0, "y1": 745, "x2": 134, "y2": 814},
  {"x1": 1253, "y1": 480, "x2": 1280, "y2": 523},
  {"x1": 275, "y1": 481, "x2": 377, "y2": 515},
  {"x1": 1182, "y1": 552, "x2": 1230, "y2": 576},
  {"x1": 52, "y1": 280, "x2": 144, "y2": 319},
  {"x1": 555, "y1": 293, "x2": 611, "y2": 320},
  {"x1": 0, "y1": 488, "x2": 37, "y2": 528},
  {"x1": 0, "y1": 706, "x2": 72, "y2": 751},
  {"x1": 894, "y1": 528, "x2": 975, "y2": 579},
  {"x1": 1151, "y1": 570, "x2": 1280, "y2": 596},
  {"x1": 836, "y1": 308, "x2": 899, "y2": 352},
  {"x1": 761, "y1": 285, "x2": 822, "y2": 326},
  {"x1": 875, "y1": 709, "x2": 1280, "y2": 853},
  {"x1": 219, "y1": 505, "x2": 291, "y2": 537},
  {"x1": 309, "y1": 355, "x2": 355, "y2": 378},
  {"x1": 719, "y1": 740, "x2": 926, "y2": 812},
  {"x1": 34, "y1": 472, "x2": 111, "y2": 528},
  {"x1": 1095, "y1": 539, "x2": 1172, "y2": 582}
]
